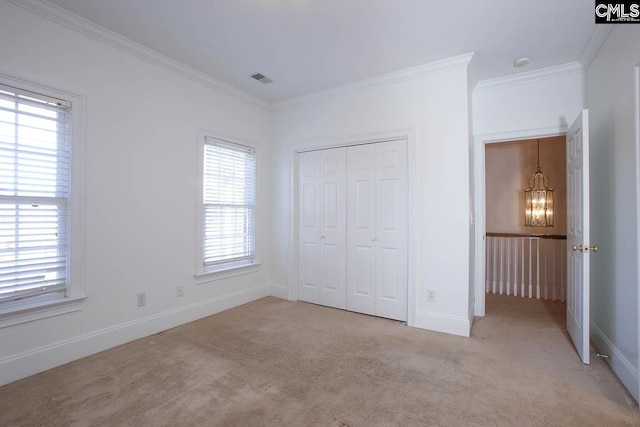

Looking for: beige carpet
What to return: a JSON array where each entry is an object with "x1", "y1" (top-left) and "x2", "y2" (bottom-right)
[{"x1": 1, "y1": 294, "x2": 638, "y2": 426}]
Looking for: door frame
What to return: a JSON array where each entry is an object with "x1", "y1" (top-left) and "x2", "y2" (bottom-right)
[
  {"x1": 634, "y1": 63, "x2": 640, "y2": 403},
  {"x1": 473, "y1": 125, "x2": 568, "y2": 316},
  {"x1": 288, "y1": 128, "x2": 418, "y2": 326}
]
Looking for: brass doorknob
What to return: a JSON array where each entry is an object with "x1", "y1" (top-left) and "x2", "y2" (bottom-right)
[{"x1": 572, "y1": 244, "x2": 598, "y2": 253}]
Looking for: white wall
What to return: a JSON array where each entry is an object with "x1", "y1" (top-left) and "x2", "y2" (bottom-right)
[
  {"x1": 0, "y1": 2, "x2": 276, "y2": 386},
  {"x1": 473, "y1": 67, "x2": 585, "y2": 137},
  {"x1": 585, "y1": 25, "x2": 639, "y2": 402},
  {"x1": 272, "y1": 58, "x2": 474, "y2": 336}
]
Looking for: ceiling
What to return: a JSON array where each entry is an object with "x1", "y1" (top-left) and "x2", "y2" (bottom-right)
[{"x1": 44, "y1": 0, "x2": 595, "y2": 104}]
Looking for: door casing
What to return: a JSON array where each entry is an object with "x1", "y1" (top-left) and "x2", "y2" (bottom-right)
[
  {"x1": 634, "y1": 63, "x2": 640, "y2": 404},
  {"x1": 473, "y1": 126, "x2": 568, "y2": 317}
]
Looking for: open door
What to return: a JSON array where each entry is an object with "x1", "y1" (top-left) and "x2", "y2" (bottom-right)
[{"x1": 566, "y1": 109, "x2": 592, "y2": 364}]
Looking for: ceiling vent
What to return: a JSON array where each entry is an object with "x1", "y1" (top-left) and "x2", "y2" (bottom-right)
[{"x1": 250, "y1": 72, "x2": 273, "y2": 84}]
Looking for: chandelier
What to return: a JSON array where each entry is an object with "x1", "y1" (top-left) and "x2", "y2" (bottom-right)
[{"x1": 524, "y1": 139, "x2": 554, "y2": 227}]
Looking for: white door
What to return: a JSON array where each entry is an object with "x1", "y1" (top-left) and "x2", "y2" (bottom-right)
[
  {"x1": 346, "y1": 141, "x2": 408, "y2": 321},
  {"x1": 297, "y1": 148, "x2": 347, "y2": 309},
  {"x1": 566, "y1": 109, "x2": 591, "y2": 364},
  {"x1": 346, "y1": 144, "x2": 377, "y2": 315},
  {"x1": 319, "y1": 148, "x2": 347, "y2": 309},
  {"x1": 374, "y1": 141, "x2": 408, "y2": 321},
  {"x1": 298, "y1": 150, "x2": 322, "y2": 304}
]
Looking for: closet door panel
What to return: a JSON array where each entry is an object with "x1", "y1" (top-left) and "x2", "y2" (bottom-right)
[
  {"x1": 346, "y1": 145, "x2": 376, "y2": 315},
  {"x1": 298, "y1": 151, "x2": 322, "y2": 304},
  {"x1": 380, "y1": 247, "x2": 400, "y2": 299},
  {"x1": 319, "y1": 148, "x2": 347, "y2": 309},
  {"x1": 354, "y1": 245, "x2": 374, "y2": 295},
  {"x1": 301, "y1": 242, "x2": 319, "y2": 293},
  {"x1": 375, "y1": 141, "x2": 408, "y2": 321}
]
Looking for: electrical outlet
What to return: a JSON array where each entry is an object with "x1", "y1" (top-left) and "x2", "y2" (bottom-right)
[
  {"x1": 427, "y1": 289, "x2": 436, "y2": 302},
  {"x1": 177, "y1": 285, "x2": 184, "y2": 298},
  {"x1": 137, "y1": 292, "x2": 146, "y2": 307}
]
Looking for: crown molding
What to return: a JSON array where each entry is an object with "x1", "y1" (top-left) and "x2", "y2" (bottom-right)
[
  {"x1": 274, "y1": 52, "x2": 474, "y2": 111},
  {"x1": 7, "y1": 0, "x2": 270, "y2": 111},
  {"x1": 579, "y1": 24, "x2": 613, "y2": 71},
  {"x1": 474, "y1": 62, "x2": 584, "y2": 93}
]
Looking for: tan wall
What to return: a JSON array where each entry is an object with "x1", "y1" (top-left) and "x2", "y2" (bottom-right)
[{"x1": 485, "y1": 136, "x2": 566, "y2": 235}]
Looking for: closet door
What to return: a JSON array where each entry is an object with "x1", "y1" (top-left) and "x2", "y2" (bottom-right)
[
  {"x1": 375, "y1": 140, "x2": 408, "y2": 321},
  {"x1": 346, "y1": 140, "x2": 408, "y2": 321},
  {"x1": 346, "y1": 144, "x2": 377, "y2": 315},
  {"x1": 319, "y1": 148, "x2": 347, "y2": 308},
  {"x1": 298, "y1": 148, "x2": 347, "y2": 309},
  {"x1": 298, "y1": 150, "x2": 321, "y2": 304}
]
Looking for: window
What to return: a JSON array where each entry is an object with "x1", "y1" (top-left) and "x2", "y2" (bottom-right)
[
  {"x1": 201, "y1": 137, "x2": 256, "y2": 272},
  {"x1": 0, "y1": 81, "x2": 79, "y2": 315}
]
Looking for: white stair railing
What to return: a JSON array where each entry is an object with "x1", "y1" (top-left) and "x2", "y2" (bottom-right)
[{"x1": 485, "y1": 233, "x2": 566, "y2": 301}]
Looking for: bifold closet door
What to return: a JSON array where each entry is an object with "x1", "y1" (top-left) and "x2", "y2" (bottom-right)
[
  {"x1": 298, "y1": 147, "x2": 347, "y2": 309},
  {"x1": 346, "y1": 141, "x2": 408, "y2": 321}
]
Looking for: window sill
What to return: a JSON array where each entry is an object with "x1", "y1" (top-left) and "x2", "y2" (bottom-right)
[
  {"x1": 195, "y1": 260, "x2": 261, "y2": 285},
  {"x1": 0, "y1": 295, "x2": 86, "y2": 329}
]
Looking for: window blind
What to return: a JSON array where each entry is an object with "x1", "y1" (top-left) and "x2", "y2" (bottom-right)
[
  {"x1": 0, "y1": 83, "x2": 70, "y2": 305},
  {"x1": 203, "y1": 137, "x2": 256, "y2": 266}
]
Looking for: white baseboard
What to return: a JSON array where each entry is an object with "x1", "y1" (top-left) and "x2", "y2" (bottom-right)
[
  {"x1": 0, "y1": 283, "x2": 272, "y2": 387},
  {"x1": 414, "y1": 310, "x2": 471, "y2": 337},
  {"x1": 268, "y1": 283, "x2": 288, "y2": 299},
  {"x1": 591, "y1": 321, "x2": 639, "y2": 402}
]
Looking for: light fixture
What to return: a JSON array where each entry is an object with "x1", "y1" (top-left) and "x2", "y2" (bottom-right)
[
  {"x1": 513, "y1": 57, "x2": 530, "y2": 68},
  {"x1": 524, "y1": 139, "x2": 554, "y2": 227}
]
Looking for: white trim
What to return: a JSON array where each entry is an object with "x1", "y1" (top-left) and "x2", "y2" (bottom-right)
[
  {"x1": 0, "y1": 296, "x2": 85, "y2": 329},
  {"x1": 268, "y1": 284, "x2": 288, "y2": 300},
  {"x1": 474, "y1": 62, "x2": 583, "y2": 93},
  {"x1": 634, "y1": 63, "x2": 640, "y2": 405},
  {"x1": 475, "y1": 126, "x2": 568, "y2": 144},
  {"x1": 414, "y1": 310, "x2": 471, "y2": 337},
  {"x1": 406, "y1": 129, "x2": 418, "y2": 327},
  {"x1": 287, "y1": 147, "x2": 298, "y2": 302},
  {"x1": 292, "y1": 128, "x2": 419, "y2": 153},
  {"x1": 68, "y1": 78, "x2": 86, "y2": 303},
  {"x1": 473, "y1": 133, "x2": 486, "y2": 317},
  {"x1": 288, "y1": 128, "x2": 418, "y2": 326},
  {"x1": 195, "y1": 128, "x2": 260, "y2": 279},
  {"x1": 591, "y1": 321, "x2": 640, "y2": 402},
  {"x1": 7, "y1": 0, "x2": 269, "y2": 111},
  {"x1": 0, "y1": 283, "x2": 272, "y2": 387},
  {"x1": 194, "y1": 262, "x2": 261, "y2": 285},
  {"x1": 580, "y1": 25, "x2": 614, "y2": 72},
  {"x1": 473, "y1": 126, "x2": 568, "y2": 317},
  {"x1": 274, "y1": 53, "x2": 474, "y2": 111},
  {"x1": 0, "y1": 71, "x2": 86, "y2": 321}
]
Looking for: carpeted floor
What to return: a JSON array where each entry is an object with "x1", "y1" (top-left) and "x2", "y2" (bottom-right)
[{"x1": 0, "y1": 294, "x2": 638, "y2": 426}]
